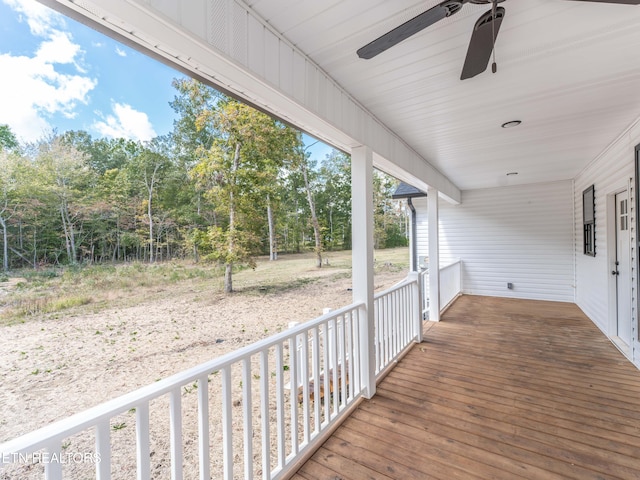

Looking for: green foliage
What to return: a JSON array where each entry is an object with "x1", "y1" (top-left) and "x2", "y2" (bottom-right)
[
  {"x1": 0, "y1": 125, "x2": 18, "y2": 152},
  {"x1": 112, "y1": 422, "x2": 126, "y2": 431},
  {"x1": 185, "y1": 89, "x2": 301, "y2": 289},
  {"x1": 25, "y1": 269, "x2": 60, "y2": 280},
  {"x1": 0, "y1": 78, "x2": 407, "y2": 273},
  {"x1": 316, "y1": 151, "x2": 352, "y2": 250},
  {"x1": 10, "y1": 294, "x2": 91, "y2": 317},
  {"x1": 383, "y1": 223, "x2": 409, "y2": 248},
  {"x1": 200, "y1": 225, "x2": 257, "y2": 268},
  {"x1": 373, "y1": 171, "x2": 409, "y2": 249}
]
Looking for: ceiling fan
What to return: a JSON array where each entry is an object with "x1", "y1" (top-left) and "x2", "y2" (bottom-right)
[{"x1": 357, "y1": 0, "x2": 640, "y2": 80}]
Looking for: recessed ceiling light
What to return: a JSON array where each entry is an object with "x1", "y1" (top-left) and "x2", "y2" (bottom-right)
[
  {"x1": 501, "y1": 120, "x2": 522, "y2": 128},
  {"x1": 506, "y1": 172, "x2": 518, "y2": 176}
]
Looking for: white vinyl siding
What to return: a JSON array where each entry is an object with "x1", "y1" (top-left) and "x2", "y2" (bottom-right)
[
  {"x1": 574, "y1": 121, "x2": 638, "y2": 348},
  {"x1": 433, "y1": 181, "x2": 575, "y2": 302}
]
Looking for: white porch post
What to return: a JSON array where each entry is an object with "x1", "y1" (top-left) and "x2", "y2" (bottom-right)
[
  {"x1": 428, "y1": 186, "x2": 441, "y2": 321},
  {"x1": 351, "y1": 145, "x2": 376, "y2": 399}
]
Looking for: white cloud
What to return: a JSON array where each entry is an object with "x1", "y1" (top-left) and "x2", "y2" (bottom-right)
[
  {"x1": 115, "y1": 46, "x2": 127, "y2": 57},
  {"x1": 0, "y1": 52, "x2": 96, "y2": 140},
  {"x1": 92, "y1": 102, "x2": 156, "y2": 142},
  {"x1": 36, "y1": 31, "x2": 80, "y2": 65},
  {"x1": 0, "y1": 0, "x2": 96, "y2": 142},
  {"x1": 3, "y1": 0, "x2": 63, "y2": 36}
]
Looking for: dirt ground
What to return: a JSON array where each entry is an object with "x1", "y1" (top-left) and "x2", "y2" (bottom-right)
[{"x1": 0, "y1": 256, "x2": 408, "y2": 478}]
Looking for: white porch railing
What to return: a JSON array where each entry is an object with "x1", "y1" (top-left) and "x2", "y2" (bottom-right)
[
  {"x1": 440, "y1": 259, "x2": 462, "y2": 309},
  {"x1": 0, "y1": 304, "x2": 364, "y2": 480},
  {"x1": 373, "y1": 273, "x2": 421, "y2": 376},
  {"x1": 419, "y1": 268, "x2": 430, "y2": 319},
  {"x1": 0, "y1": 275, "x2": 423, "y2": 480},
  {"x1": 418, "y1": 259, "x2": 463, "y2": 320}
]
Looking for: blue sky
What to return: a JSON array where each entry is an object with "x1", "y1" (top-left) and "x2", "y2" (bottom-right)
[{"x1": 0, "y1": 0, "x2": 333, "y2": 158}]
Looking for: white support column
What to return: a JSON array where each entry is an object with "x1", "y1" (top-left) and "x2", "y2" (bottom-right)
[
  {"x1": 428, "y1": 187, "x2": 441, "y2": 321},
  {"x1": 351, "y1": 145, "x2": 376, "y2": 399}
]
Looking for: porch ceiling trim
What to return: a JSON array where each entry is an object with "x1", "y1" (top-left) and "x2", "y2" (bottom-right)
[{"x1": 39, "y1": 0, "x2": 461, "y2": 204}]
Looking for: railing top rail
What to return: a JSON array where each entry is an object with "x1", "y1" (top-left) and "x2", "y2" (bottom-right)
[
  {"x1": 0, "y1": 300, "x2": 364, "y2": 456},
  {"x1": 373, "y1": 275, "x2": 417, "y2": 300},
  {"x1": 416, "y1": 259, "x2": 461, "y2": 276},
  {"x1": 440, "y1": 259, "x2": 462, "y2": 270}
]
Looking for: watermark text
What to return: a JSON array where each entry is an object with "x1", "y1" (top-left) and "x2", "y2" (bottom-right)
[{"x1": 2, "y1": 452, "x2": 101, "y2": 464}]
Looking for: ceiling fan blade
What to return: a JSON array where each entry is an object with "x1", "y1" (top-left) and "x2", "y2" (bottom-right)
[
  {"x1": 567, "y1": 0, "x2": 640, "y2": 4},
  {"x1": 357, "y1": 0, "x2": 465, "y2": 59},
  {"x1": 460, "y1": 6, "x2": 505, "y2": 80}
]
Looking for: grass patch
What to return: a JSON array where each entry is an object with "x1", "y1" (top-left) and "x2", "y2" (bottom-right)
[
  {"x1": 48, "y1": 295, "x2": 92, "y2": 312},
  {"x1": 0, "y1": 261, "x2": 226, "y2": 323},
  {"x1": 0, "y1": 247, "x2": 408, "y2": 324},
  {"x1": 239, "y1": 276, "x2": 319, "y2": 295},
  {"x1": 5, "y1": 295, "x2": 92, "y2": 319}
]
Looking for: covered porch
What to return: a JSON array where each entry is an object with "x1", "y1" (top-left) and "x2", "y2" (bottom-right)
[
  {"x1": 294, "y1": 295, "x2": 640, "y2": 480},
  {"x1": 4, "y1": 0, "x2": 640, "y2": 478},
  {"x1": 6, "y1": 291, "x2": 640, "y2": 479}
]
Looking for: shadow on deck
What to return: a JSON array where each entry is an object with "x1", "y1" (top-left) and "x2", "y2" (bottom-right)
[{"x1": 292, "y1": 295, "x2": 640, "y2": 480}]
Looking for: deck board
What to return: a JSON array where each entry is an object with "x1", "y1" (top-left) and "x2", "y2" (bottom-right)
[{"x1": 294, "y1": 295, "x2": 640, "y2": 480}]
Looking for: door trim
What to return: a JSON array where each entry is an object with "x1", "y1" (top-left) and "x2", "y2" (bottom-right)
[
  {"x1": 607, "y1": 186, "x2": 632, "y2": 356},
  {"x1": 606, "y1": 190, "x2": 618, "y2": 341},
  {"x1": 634, "y1": 145, "x2": 640, "y2": 367}
]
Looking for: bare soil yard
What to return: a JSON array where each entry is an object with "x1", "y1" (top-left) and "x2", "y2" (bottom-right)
[{"x1": 0, "y1": 248, "x2": 408, "y2": 478}]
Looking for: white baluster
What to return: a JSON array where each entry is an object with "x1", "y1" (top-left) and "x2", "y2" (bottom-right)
[
  {"x1": 170, "y1": 388, "x2": 183, "y2": 480},
  {"x1": 197, "y1": 375, "x2": 210, "y2": 480},
  {"x1": 242, "y1": 358, "x2": 253, "y2": 480},
  {"x1": 136, "y1": 403, "x2": 150, "y2": 480},
  {"x1": 95, "y1": 419, "x2": 111, "y2": 480}
]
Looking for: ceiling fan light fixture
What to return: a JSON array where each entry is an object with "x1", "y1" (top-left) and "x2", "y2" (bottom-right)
[{"x1": 501, "y1": 120, "x2": 522, "y2": 128}]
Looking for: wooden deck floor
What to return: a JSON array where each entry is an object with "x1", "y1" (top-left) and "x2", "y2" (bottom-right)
[{"x1": 292, "y1": 295, "x2": 640, "y2": 480}]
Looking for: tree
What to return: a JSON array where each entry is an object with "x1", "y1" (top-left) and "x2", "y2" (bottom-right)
[
  {"x1": 266, "y1": 193, "x2": 277, "y2": 260},
  {"x1": 373, "y1": 171, "x2": 409, "y2": 249},
  {"x1": 35, "y1": 135, "x2": 94, "y2": 264},
  {"x1": 62, "y1": 131, "x2": 138, "y2": 173},
  {"x1": 256, "y1": 126, "x2": 299, "y2": 262},
  {"x1": 279, "y1": 161, "x2": 307, "y2": 254},
  {"x1": 0, "y1": 124, "x2": 19, "y2": 153},
  {"x1": 191, "y1": 94, "x2": 297, "y2": 292},
  {"x1": 294, "y1": 139, "x2": 323, "y2": 267},
  {"x1": 316, "y1": 150, "x2": 352, "y2": 250},
  {"x1": 134, "y1": 137, "x2": 172, "y2": 263},
  {"x1": 170, "y1": 78, "x2": 223, "y2": 261},
  {"x1": 170, "y1": 78, "x2": 219, "y2": 162},
  {"x1": 0, "y1": 125, "x2": 22, "y2": 269},
  {"x1": 0, "y1": 151, "x2": 19, "y2": 270}
]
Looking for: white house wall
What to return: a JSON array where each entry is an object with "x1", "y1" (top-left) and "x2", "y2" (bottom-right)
[
  {"x1": 574, "y1": 120, "x2": 638, "y2": 351},
  {"x1": 432, "y1": 181, "x2": 575, "y2": 302}
]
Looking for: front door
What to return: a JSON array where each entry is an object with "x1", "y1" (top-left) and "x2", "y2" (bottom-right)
[{"x1": 615, "y1": 190, "x2": 632, "y2": 348}]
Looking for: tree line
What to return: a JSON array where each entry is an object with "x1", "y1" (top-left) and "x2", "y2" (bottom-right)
[{"x1": 0, "y1": 78, "x2": 408, "y2": 291}]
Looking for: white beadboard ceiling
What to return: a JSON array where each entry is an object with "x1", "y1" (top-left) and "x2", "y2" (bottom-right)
[{"x1": 243, "y1": 0, "x2": 640, "y2": 190}]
